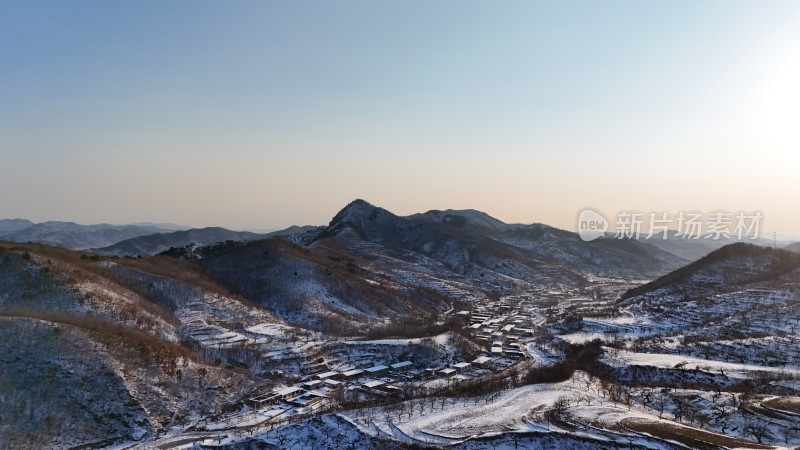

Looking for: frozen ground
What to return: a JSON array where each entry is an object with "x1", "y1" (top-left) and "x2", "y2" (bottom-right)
[{"x1": 605, "y1": 348, "x2": 800, "y2": 378}]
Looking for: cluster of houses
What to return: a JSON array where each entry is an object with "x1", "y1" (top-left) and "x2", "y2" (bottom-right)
[
  {"x1": 459, "y1": 302, "x2": 537, "y2": 359},
  {"x1": 434, "y1": 356, "x2": 492, "y2": 378},
  {"x1": 245, "y1": 298, "x2": 550, "y2": 413},
  {"x1": 246, "y1": 353, "x2": 506, "y2": 411},
  {"x1": 248, "y1": 361, "x2": 416, "y2": 410}
]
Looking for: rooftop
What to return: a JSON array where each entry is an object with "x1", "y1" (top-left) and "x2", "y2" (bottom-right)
[
  {"x1": 275, "y1": 386, "x2": 302, "y2": 396},
  {"x1": 390, "y1": 361, "x2": 413, "y2": 369}
]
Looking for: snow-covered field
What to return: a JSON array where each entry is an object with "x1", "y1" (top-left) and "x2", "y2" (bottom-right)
[
  {"x1": 245, "y1": 322, "x2": 288, "y2": 337},
  {"x1": 213, "y1": 371, "x2": 734, "y2": 449},
  {"x1": 559, "y1": 332, "x2": 610, "y2": 344},
  {"x1": 356, "y1": 385, "x2": 573, "y2": 441},
  {"x1": 606, "y1": 348, "x2": 800, "y2": 378}
]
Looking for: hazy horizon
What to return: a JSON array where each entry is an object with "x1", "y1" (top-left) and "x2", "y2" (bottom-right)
[
  {"x1": 3, "y1": 1, "x2": 799, "y2": 235},
  {"x1": 3, "y1": 199, "x2": 799, "y2": 243}
]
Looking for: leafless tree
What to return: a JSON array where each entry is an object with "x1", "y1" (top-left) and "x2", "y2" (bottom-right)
[{"x1": 743, "y1": 422, "x2": 774, "y2": 444}]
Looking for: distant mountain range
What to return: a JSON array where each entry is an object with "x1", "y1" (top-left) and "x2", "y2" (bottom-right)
[
  {"x1": 179, "y1": 199, "x2": 688, "y2": 329},
  {"x1": 635, "y1": 230, "x2": 778, "y2": 261},
  {"x1": 92, "y1": 227, "x2": 267, "y2": 256},
  {"x1": 0, "y1": 218, "x2": 318, "y2": 255},
  {"x1": 0, "y1": 221, "x2": 174, "y2": 249},
  {"x1": 2, "y1": 202, "x2": 792, "y2": 261},
  {"x1": 0, "y1": 218, "x2": 36, "y2": 234},
  {"x1": 4, "y1": 203, "x2": 792, "y2": 330}
]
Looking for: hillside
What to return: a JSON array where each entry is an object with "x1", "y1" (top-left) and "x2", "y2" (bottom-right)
[
  {"x1": 196, "y1": 238, "x2": 451, "y2": 333},
  {"x1": 615, "y1": 243, "x2": 800, "y2": 377},
  {"x1": 620, "y1": 243, "x2": 800, "y2": 300},
  {"x1": 786, "y1": 241, "x2": 800, "y2": 253},
  {"x1": 0, "y1": 242, "x2": 267, "y2": 448}
]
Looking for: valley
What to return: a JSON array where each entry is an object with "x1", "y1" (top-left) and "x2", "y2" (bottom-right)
[{"x1": 1, "y1": 202, "x2": 798, "y2": 449}]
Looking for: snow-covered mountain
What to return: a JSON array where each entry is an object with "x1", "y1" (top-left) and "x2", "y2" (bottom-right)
[
  {"x1": 621, "y1": 242, "x2": 800, "y2": 300},
  {"x1": 317, "y1": 199, "x2": 685, "y2": 281},
  {"x1": 3, "y1": 203, "x2": 797, "y2": 450},
  {"x1": 0, "y1": 241, "x2": 265, "y2": 448},
  {"x1": 178, "y1": 200, "x2": 686, "y2": 331}
]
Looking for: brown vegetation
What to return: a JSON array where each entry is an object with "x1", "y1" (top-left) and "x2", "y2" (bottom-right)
[
  {"x1": 621, "y1": 417, "x2": 774, "y2": 449},
  {"x1": 0, "y1": 308, "x2": 193, "y2": 364},
  {"x1": 763, "y1": 396, "x2": 800, "y2": 414}
]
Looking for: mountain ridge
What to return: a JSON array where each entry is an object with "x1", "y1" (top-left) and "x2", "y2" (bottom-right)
[
  {"x1": 620, "y1": 242, "x2": 800, "y2": 300},
  {"x1": 92, "y1": 227, "x2": 267, "y2": 256},
  {"x1": 0, "y1": 221, "x2": 173, "y2": 249}
]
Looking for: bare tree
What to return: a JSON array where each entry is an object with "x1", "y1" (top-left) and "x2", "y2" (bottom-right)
[{"x1": 743, "y1": 422, "x2": 774, "y2": 444}]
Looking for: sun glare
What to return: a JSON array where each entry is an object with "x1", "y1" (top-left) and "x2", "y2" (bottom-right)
[{"x1": 759, "y1": 46, "x2": 800, "y2": 153}]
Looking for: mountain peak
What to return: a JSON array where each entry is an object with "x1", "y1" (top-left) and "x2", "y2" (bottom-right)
[
  {"x1": 318, "y1": 199, "x2": 401, "y2": 239},
  {"x1": 329, "y1": 199, "x2": 385, "y2": 225},
  {"x1": 341, "y1": 198, "x2": 377, "y2": 212}
]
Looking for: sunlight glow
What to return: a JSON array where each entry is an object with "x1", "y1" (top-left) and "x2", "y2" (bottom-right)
[{"x1": 759, "y1": 45, "x2": 800, "y2": 152}]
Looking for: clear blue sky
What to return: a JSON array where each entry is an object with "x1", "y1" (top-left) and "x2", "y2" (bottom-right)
[{"x1": 2, "y1": 1, "x2": 799, "y2": 233}]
